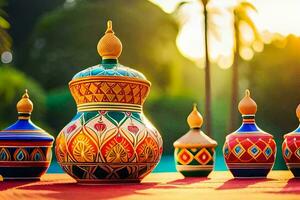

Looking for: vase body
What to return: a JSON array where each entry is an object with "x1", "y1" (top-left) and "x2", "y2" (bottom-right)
[
  {"x1": 0, "y1": 89, "x2": 54, "y2": 181},
  {"x1": 174, "y1": 145, "x2": 216, "y2": 177},
  {"x1": 223, "y1": 118, "x2": 276, "y2": 178},
  {"x1": 282, "y1": 126, "x2": 300, "y2": 177},
  {"x1": 55, "y1": 69, "x2": 163, "y2": 184},
  {"x1": 173, "y1": 105, "x2": 217, "y2": 177}
]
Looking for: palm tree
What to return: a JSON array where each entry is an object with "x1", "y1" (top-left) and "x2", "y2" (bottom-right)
[
  {"x1": 201, "y1": 0, "x2": 212, "y2": 136},
  {"x1": 229, "y1": 1, "x2": 259, "y2": 131},
  {"x1": 174, "y1": 0, "x2": 213, "y2": 136},
  {"x1": 0, "y1": 0, "x2": 11, "y2": 55}
]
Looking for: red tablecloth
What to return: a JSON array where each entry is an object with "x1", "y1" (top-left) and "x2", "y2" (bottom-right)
[{"x1": 0, "y1": 171, "x2": 300, "y2": 200}]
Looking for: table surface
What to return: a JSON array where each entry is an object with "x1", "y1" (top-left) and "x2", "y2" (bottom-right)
[{"x1": 0, "y1": 171, "x2": 300, "y2": 200}]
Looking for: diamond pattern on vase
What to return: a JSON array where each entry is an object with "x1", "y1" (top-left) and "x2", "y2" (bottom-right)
[
  {"x1": 295, "y1": 148, "x2": 300, "y2": 160},
  {"x1": 223, "y1": 144, "x2": 230, "y2": 159},
  {"x1": 177, "y1": 149, "x2": 193, "y2": 165},
  {"x1": 263, "y1": 146, "x2": 273, "y2": 159},
  {"x1": 194, "y1": 148, "x2": 212, "y2": 165},
  {"x1": 248, "y1": 145, "x2": 262, "y2": 159},
  {"x1": 232, "y1": 144, "x2": 245, "y2": 158}
]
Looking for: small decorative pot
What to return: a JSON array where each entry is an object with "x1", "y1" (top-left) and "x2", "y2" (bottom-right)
[
  {"x1": 174, "y1": 104, "x2": 217, "y2": 177},
  {"x1": 282, "y1": 104, "x2": 300, "y2": 177},
  {"x1": 55, "y1": 21, "x2": 163, "y2": 184},
  {"x1": 223, "y1": 90, "x2": 276, "y2": 178},
  {"x1": 0, "y1": 90, "x2": 54, "y2": 180}
]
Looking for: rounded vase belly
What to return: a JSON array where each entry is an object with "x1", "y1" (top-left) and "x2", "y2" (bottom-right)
[{"x1": 56, "y1": 110, "x2": 162, "y2": 183}]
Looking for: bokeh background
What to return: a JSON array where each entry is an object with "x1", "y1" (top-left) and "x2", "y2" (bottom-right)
[{"x1": 0, "y1": 0, "x2": 299, "y2": 172}]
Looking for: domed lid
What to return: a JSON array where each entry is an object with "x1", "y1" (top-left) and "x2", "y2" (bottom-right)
[
  {"x1": 0, "y1": 90, "x2": 54, "y2": 142},
  {"x1": 173, "y1": 104, "x2": 217, "y2": 148},
  {"x1": 72, "y1": 20, "x2": 147, "y2": 81},
  {"x1": 233, "y1": 89, "x2": 272, "y2": 136}
]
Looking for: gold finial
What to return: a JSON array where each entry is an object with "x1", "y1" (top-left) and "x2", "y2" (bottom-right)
[
  {"x1": 296, "y1": 104, "x2": 300, "y2": 121},
  {"x1": 16, "y1": 89, "x2": 33, "y2": 115},
  {"x1": 97, "y1": 20, "x2": 122, "y2": 59},
  {"x1": 187, "y1": 103, "x2": 203, "y2": 128},
  {"x1": 238, "y1": 89, "x2": 257, "y2": 115}
]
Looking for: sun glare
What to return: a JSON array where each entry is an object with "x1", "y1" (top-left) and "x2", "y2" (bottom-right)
[{"x1": 150, "y1": 0, "x2": 300, "y2": 66}]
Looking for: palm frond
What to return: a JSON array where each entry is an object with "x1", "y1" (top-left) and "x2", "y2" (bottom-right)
[{"x1": 240, "y1": 1, "x2": 258, "y2": 12}]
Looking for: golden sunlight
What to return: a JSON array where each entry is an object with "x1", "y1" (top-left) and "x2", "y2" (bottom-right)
[{"x1": 150, "y1": 0, "x2": 300, "y2": 67}]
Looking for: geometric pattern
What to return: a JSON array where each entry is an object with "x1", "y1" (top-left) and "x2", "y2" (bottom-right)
[
  {"x1": 232, "y1": 144, "x2": 245, "y2": 158},
  {"x1": 175, "y1": 147, "x2": 214, "y2": 166},
  {"x1": 263, "y1": 146, "x2": 273, "y2": 159},
  {"x1": 55, "y1": 110, "x2": 163, "y2": 183},
  {"x1": 224, "y1": 136, "x2": 276, "y2": 164},
  {"x1": 177, "y1": 149, "x2": 193, "y2": 165},
  {"x1": 282, "y1": 136, "x2": 300, "y2": 164},
  {"x1": 69, "y1": 78, "x2": 150, "y2": 106},
  {"x1": 194, "y1": 148, "x2": 212, "y2": 165},
  {"x1": 0, "y1": 147, "x2": 50, "y2": 162},
  {"x1": 248, "y1": 145, "x2": 262, "y2": 159}
]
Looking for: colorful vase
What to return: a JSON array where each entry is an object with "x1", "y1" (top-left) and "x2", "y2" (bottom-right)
[
  {"x1": 223, "y1": 89, "x2": 276, "y2": 178},
  {"x1": 282, "y1": 104, "x2": 300, "y2": 177},
  {"x1": 55, "y1": 21, "x2": 163, "y2": 184},
  {"x1": 174, "y1": 104, "x2": 217, "y2": 177},
  {"x1": 0, "y1": 90, "x2": 54, "y2": 180}
]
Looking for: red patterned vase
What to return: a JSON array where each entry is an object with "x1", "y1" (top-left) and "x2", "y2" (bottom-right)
[
  {"x1": 223, "y1": 90, "x2": 276, "y2": 178},
  {"x1": 55, "y1": 21, "x2": 163, "y2": 184},
  {"x1": 174, "y1": 104, "x2": 217, "y2": 177},
  {"x1": 282, "y1": 104, "x2": 300, "y2": 177},
  {"x1": 0, "y1": 90, "x2": 54, "y2": 180}
]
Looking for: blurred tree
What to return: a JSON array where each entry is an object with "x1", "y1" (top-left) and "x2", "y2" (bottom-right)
[
  {"x1": 21, "y1": 0, "x2": 199, "y2": 96},
  {"x1": 200, "y1": 0, "x2": 212, "y2": 137},
  {"x1": 3, "y1": 0, "x2": 64, "y2": 65},
  {"x1": 229, "y1": 1, "x2": 260, "y2": 131},
  {"x1": 0, "y1": 65, "x2": 46, "y2": 128},
  {"x1": 0, "y1": 0, "x2": 11, "y2": 55}
]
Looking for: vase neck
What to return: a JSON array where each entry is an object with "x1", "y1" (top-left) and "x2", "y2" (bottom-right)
[
  {"x1": 17, "y1": 112, "x2": 31, "y2": 120},
  {"x1": 242, "y1": 115, "x2": 255, "y2": 124},
  {"x1": 101, "y1": 59, "x2": 118, "y2": 69}
]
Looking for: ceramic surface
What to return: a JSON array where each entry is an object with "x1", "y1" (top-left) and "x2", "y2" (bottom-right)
[
  {"x1": 282, "y1": 104, "x2": 300, "y2": 177},
  {"x1": 223, "y1": 90, "x2": 276, "y2": 178},
  {"x1": 55, "y1": 21, "x2": 163, "y2": 184},
  {"x1": 0, "y1": 90, "x2": 54, "y2": 180}
]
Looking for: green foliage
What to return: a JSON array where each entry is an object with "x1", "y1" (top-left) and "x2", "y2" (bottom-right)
[
  {"x1": 22, "y1": 0, "x2": 199, "y2": 96},
  {"x1": 0, "y1": 0, "x2": 11, "y2": 53},
  {"x1": 0, "y1": 65, "x2": 46, "y2": 128}
]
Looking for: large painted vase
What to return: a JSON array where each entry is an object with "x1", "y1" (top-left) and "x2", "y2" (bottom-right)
[
  {"x1": 0, "y1": 90, "x2": 54, "y2": 180},
  {"x1": 55, "y1": 21, "x2": 163, "y2": 184},
  {"x1": 282, "y1": 104, "x2": 300, "y2": 177},
  {"x1": 223, "y1": 90, "x2": 276, "y2": 178},
  {"x1": 174, "y1": 104, "x2": 217, "y2": 177}
]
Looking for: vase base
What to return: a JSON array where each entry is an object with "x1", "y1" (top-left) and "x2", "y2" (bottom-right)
[
  {"x1": 229, "y1": 168, "x2": 271, "y2": 178},
  {"x1": 76, "y1": 179, "x2": 141, "y2": 185},
  {"x1": 289, "y1": 168, "x2": 300, "y2": 178},
  {"x1": 179, "y1": 170, "x2": 212, "y2": 177}
]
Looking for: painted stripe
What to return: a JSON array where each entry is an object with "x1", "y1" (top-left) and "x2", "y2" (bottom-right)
[
  {"x1": 176, "y1": 165, "x2": 213, "y2": 171},
  {"x1": 77, "y1": 103, "x2": 142, "y2": 112}
]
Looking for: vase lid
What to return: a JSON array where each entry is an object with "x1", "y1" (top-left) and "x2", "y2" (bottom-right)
[
  {"x1": 285, "y1": 104, "x2": 300, "y2": 136},
  {"x1": 72, "y1": 20, "x2": 147, "y2": 81},
  {"x1": 0, "y1": 90, "x2": 54, "y2": 142},
  {"x1": 173, "y1": 104, "x2": 217, "y2": 148},
  {"x1": 232, "y1": 89, "x2": 272, "y2": 136}
]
